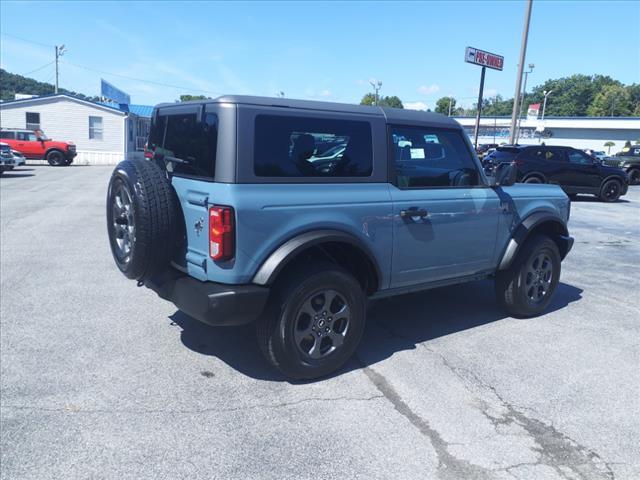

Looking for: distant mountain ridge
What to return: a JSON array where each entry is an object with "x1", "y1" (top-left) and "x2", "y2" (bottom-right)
[{"x1": 0, "y1": 68, "x2": 100, "y2": 103}]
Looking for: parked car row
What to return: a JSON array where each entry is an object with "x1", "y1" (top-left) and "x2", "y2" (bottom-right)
[
  {"x1": 601, "y1": 144, "x2": 640, "y2": 185},
  {"x1": 0, "y1": 142, "x2": 26, "y2": 175},
  {"x1": 0, "y1": 128, "x2": 76, "y2": 166},
  {"x1": 482, "y1": 144, "x2": 630, "y2": 202}
]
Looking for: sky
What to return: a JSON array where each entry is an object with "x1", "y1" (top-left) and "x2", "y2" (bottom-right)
[{"x1": 1, "y1": 1, "x2": 639, "y2": 109}]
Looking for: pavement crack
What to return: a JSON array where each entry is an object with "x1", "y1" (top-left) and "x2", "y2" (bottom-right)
[
  {"x1": 0, "y1": 394, "x2": 384, "y2": 416},
  {"x1": 357, "y1": 358, "x2": 494, "y2": 480},
  {"x1": 425, "y1": 348, "x2": 615, "y2": 480},
  {"x1": 364, "y1": 320, "x2": 615, "y2": 480}
]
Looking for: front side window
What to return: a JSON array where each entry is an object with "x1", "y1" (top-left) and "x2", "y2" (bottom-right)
[
  {"x1": 89, "y1": 116, "x2": 103, "y2": 140},
  {"x1": 26, "y1": 112, "x2": 40, "y2": 130},
  {"x1": 567, "y1": 150, "x2": 593, "y2": 165},
  {"x1": 254, "y1": 115, "x2": 373, "y2": 177},
  {"x1": 390, "y1": 126, "x2": 480, "y2": 188},
  {"x1": 155, "y1": 112, "x2": 218, "y2": 178}
]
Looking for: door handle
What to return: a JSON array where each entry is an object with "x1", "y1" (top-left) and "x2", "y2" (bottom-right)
[{"x1": 400, "y1": 208, "x2": 429, "y2": 219}]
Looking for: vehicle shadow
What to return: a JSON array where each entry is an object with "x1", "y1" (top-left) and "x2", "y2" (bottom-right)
[
  {"x1": 571, "y1": 196, "x2": 630, "y2": 203},
  {"x1": 1, "y1": 172, "x2": 35, "y2": 178},
  {"x1": 168, "y1": 280, "x2": 583, "y2": 383}
]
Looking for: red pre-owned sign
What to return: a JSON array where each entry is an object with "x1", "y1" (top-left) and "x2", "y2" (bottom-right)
[{"x1": 465, "y1": 47, "x2": 504, "y2": 71}]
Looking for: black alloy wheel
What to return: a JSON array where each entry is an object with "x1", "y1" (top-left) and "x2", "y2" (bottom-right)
[{"x1": 600, "y1": 179, "x2": 622, "y2": 202}]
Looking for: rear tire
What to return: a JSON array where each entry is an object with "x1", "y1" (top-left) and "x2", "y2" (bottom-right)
[
  {"x1": 599, "y1": 179, "x2": 622, "y2": 202},
  {"x1": 106, "y1": 159, "x2": 181, "y2": 281},
  {"x1": 46, "y1": 150, "x2": 67, "y2": 166},
  {"x1": 524, "y1": 176, "x2": 543, "y2": 184},
  {"x1": 257, "y1": 263, "x2": 366, "y2": 380},
  {"x1": 495, "y1": 235, "x2": 561, "y2": 318}
]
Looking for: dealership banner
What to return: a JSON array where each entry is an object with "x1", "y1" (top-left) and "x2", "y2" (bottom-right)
[{"x1": 527, "y1": 103, "x2": 541, "y2": 121}]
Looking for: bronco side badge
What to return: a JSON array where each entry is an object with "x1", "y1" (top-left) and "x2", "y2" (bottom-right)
[{"x1": 194, "y1": 218, "x2": 204, "y2": 236}]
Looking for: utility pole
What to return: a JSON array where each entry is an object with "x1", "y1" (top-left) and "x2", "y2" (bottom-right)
[
  {"x1": 611, "y1": 97, "x2": 616, "y2": 117},
  {"x1": 509, "y1": 0, "x2": 533, "y2": 145},
  {"x1": 369, "y1": 79, "x2": 382, "y2": 106},
  {"x1": 55, "y1": 44, "x2": 66, "y2": 94},
  {"x1": 515, "y1": 63, "x2": 535, "y2": 143},
  {"x1": 448, "y1": 97, "x2": 453, "y2": 116}
]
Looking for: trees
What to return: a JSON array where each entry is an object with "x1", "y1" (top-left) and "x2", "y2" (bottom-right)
[
  {"x1": 587, "y1": 85, "x2": 632, "y2": 116},
  {"x1": 604, "y1": 141, "x2": 615, "y2": 155},
  {"x1": 360, "y1": 93, "x2": 404, "y2": 108},
  {"x1": 0, "y1": 68, "x2": 100, "y2": 102},
  {"x1": 178, "y1": 94, "x2": 210, "y2": 102},
  {"x1": 435, "y1": 97, "x2": 455, "y2": 115}
]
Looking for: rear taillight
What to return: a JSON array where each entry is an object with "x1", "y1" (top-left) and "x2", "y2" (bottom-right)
[
  {"x1": 209, "y1": 206, "x2": 234, "y2": 261},
  {"x1": 144, "y1": 143, "x2": 153, "y2": 159},
  {"x1": 514, "y1": 159, "x2": 524, "y2": 166}
]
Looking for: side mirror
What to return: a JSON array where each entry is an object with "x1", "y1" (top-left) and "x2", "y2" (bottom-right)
[{"x1": 495, "y1": 162, "x2": 517, "y2": 186}]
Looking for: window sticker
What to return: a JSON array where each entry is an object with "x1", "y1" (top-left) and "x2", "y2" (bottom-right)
[{"x1": 410, "y1": 148, "x2": 425, "y2": 159}]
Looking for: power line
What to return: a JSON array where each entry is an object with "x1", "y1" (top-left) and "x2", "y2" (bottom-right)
[
  {"x1": 62, "y1": 60, "x2": 225, "y2": 96},
  {"x1": 0, "y1": 31, "x2": 52, "y2": 48},
  {"x1": 21, "y1": 61, "x2": 54, "y2": 77}
]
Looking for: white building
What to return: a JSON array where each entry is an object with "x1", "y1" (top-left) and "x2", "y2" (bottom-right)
[
  {"x1": 0, "y1": 94, "x2": 153, "y2": 165},
  {"x1": 454, "y1": 116, "x2": 640, "y2": 153}
]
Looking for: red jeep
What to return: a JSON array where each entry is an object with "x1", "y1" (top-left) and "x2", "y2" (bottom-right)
[{"x1": 0, "y1": 128, "x2": 77, "y2": 166}]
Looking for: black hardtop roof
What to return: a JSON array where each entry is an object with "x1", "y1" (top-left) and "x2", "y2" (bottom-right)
[{"x1": 155, "y1": 95, "x2": 460, "y2": 128}]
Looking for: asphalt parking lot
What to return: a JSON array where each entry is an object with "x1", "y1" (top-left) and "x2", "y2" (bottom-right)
[{"x1": 1, "y1": 165, "x2": 638, "y2": 480}]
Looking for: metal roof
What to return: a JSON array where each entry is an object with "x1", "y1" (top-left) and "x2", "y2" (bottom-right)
[{"x1": 156, "y1": 95, "x2": 459, "y2": 127}]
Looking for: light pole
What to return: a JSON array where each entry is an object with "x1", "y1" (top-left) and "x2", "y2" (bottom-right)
[
  {"x1": 448, "y1": 96, "x2": 454, "y2": 116},
  {"x1": 55, "y1": 44, "x2": 67, "y2": 94},
  {"x1": 509, "y1": 0, "x2": 533, "y2": 145},
  {"x1": 515, "y1": 63, "x2": 535, "y2": 143},
  {"x1": 538, "y1": 89, "x2": 553, "y2": 143},
  {"x1": 369, "y1": 79, "x2": 382, "y2": 106},
  {"x1": 611, "y1": 97, "x2": 616, "y2": 117},
  {"x1": 541, "y1": 89, "x2": 553, "y2": 121}
]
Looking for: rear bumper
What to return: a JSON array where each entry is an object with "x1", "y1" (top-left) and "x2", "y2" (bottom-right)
[{"x1": 144, "y1": 268, "x2": 270, "y2": 326}]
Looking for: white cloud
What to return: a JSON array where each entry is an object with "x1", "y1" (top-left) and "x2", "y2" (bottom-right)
[
  {"x1": 418, "y1": 84, "x2": 440, "y2": 95},
  {"x1": 405, "y1": 101, "x2": 429, "y2": 111},
  {"x1": 318, "y1": 89, "x2": 332, "y2": 97}
]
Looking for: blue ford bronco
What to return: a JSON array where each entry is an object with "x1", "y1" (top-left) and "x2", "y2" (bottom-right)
[{"x1": 107, "y1": 96, "x2": 574, "y2": 379}]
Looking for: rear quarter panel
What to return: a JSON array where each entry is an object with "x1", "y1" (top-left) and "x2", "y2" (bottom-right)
[{"x1": 171, "y1": 178, "x2": 394, "y2": 287}]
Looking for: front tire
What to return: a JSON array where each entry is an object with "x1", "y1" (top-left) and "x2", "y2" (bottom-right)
[
  {"x1": 46, "y1": 150, "x2": 67, "y2": 166},
  {"x1": 257, "y1": 263, "x2": 366, "y2": 380},
  {"x1": 599, "y1": 179, "x2": 622, "y2": 202},
  {"x1": 495, "y1": 235, "x2": 561, "y2": 318},
  {"x1": 627, "y1": 168, "x2": 640, "y2": 185}
]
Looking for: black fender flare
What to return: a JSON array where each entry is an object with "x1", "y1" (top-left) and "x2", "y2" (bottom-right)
[
  {"x1": 252, "y1": 229, "x2": 382, "y2": 288},
  {"x1": 498, "y1": 212, "x2": 571, "y2": 270}
]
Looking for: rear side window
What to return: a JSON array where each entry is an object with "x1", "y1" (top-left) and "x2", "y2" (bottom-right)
[
  {"x1": 0, "y1": 131, "x2": 15, "y2": 139},
  {"x1": 254, "y1": 115, "x2": 373, "y2": 177},
  {"x1": 149, "y1": 111, "x2": 217, "y2": 179},
  {"x1": 390, "y1": 126, "x2": 480, "y2": 188}
]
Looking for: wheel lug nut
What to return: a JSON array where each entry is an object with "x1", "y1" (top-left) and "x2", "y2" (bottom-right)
[{"x1": 324, "y1": 327, "x2": 329, "y2": 332}]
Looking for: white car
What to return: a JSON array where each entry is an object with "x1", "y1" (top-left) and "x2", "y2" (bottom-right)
[{"x1": 11, "y1": 149, "x2": 26, "y2": 166}]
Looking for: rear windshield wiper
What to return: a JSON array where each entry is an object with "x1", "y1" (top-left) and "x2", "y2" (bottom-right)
[{"x1": 160, "y1": 154, "x2": 191, "y2": 165}]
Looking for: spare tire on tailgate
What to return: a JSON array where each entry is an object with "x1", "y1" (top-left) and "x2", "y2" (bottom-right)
[{"x1": 106, "y1": 158, "x2": 181, "y2": 281}]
